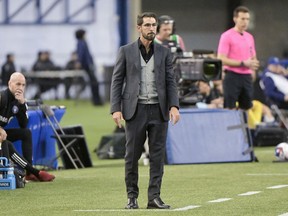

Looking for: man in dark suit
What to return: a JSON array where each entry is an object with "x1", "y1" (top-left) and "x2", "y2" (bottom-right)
[{"x1": 110, "y1": 12, "x2": 180, "y2": 209}]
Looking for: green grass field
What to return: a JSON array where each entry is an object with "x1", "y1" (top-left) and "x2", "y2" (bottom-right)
[{"x1": 1, "y1": 100, "x2": 288, "y2": 216}]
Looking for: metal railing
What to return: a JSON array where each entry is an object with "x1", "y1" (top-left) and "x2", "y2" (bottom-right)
[{"x1": 0, "y1": 0, "x2": 96, "y2": 25}]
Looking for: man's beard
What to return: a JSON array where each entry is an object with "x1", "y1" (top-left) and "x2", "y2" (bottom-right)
[{"x1": 143, "y1": 32, "x2": 155, "y2": 41}]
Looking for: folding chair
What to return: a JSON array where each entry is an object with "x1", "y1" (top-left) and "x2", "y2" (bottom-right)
[
  {"x1": 41, "y1": 105, "x2": 85, "y2": 169},
  {"x1": 271, "y1": 104, "x2": 288, "y2": 130}
]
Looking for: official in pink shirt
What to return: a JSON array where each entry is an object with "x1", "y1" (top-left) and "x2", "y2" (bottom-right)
[{"x1": 217, "y1": 6, "x2": 259, "y2": 110}]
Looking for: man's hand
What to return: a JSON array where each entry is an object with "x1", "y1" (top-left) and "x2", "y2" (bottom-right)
[
  {"x1": 243, "y1": 58, "x2": 260, "y2": 71},
  {"x1": 112, "y1": 111, "x2": 124, "y2": 128},
  {"x1": 169, "y1": 107, "x2": 180, "y2": 125},
  {"x1": 14, "y1": 90, "x2": 25, "y2": 104},
  {"x1": 0, "y1": 127, "x2": 7, "y2": 143}
]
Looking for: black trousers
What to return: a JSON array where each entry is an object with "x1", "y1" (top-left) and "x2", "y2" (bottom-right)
[
  {"x1": 125, "y1": 104, "x2": 168, "y2": 201},
  {"x1": 86, "y1": 66, "x2": 102, "y2": 105},
  {"x1": 6, "y1": 128, "x2": 33, "y2": 165},
  {"x1": 0, "y1": 140, "x2": 27, "y2": 166},
  {"x1": 0, "y1": 140, "x2": 38, "y2": 176}
]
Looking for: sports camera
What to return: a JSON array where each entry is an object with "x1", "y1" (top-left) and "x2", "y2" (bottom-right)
[{"x1": 174, "y1": 57, "x2": 222, "y2": 82}]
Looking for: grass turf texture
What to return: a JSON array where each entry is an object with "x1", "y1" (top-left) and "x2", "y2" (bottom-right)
[{"x1": 1, "y1": 100, "x2": 287, "y2": 216}]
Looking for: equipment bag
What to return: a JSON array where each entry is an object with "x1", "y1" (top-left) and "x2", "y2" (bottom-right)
[{"x1": 14, "y1": 168, "x2": 25, "y2": 188}]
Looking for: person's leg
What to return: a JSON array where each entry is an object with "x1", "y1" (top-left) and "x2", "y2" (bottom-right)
[
  {"x1": 239, "y1": 76, "x2": 258, "y2": 162},
  {"x1": 87, "y1": 66, "x2": 102, "y2": 105},
  {"x1": 223, "y1": 72, "x2": 241, "y2": 109},
  {"x1": 5, "y1": 140, "x2": 55, "y2": 182},
  {"x1": 0, "y1": 141, "x2": 9, "y2": 158},
  {"x1": 125, "y1": 104, "x2": 147, "y2": 199},
  {"x1": 238, "y1": 74, "x2": 253, "y2": 110},
  {"x1": 146, "y1": 104, "x2": 168, "y2": 201},
  {"x1": 248, "y1": 100, "x2": 263, "y2": 129},
  {"x1": 262, "y1": 103, "x2": 275, "y2": 123},
  {"x1": 6, "y1": 128, "x2": 33, "y2": 165}
]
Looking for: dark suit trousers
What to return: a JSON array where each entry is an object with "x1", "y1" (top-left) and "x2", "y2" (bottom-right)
[{"x1": 125, "y1": 103, "x2": 168, "y2": 201}]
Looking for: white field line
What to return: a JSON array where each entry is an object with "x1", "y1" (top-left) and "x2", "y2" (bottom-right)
[
  {"x1": 74, "y1": 183, "x2": 288, "y2": 213},
  {"x1": 74, "y1": 205, "x2": 201, "y2": 212},
  {"x1": 173, "y1": 205, "x2": 201, "y2": 211},
  {"x1": 74, "y1": 209, "x2": 172, "y2": 212},
  {"x1": 208, "y1": 198, "x2": 232, "y2": 203},
  {"x1": 267, "y1": 185, "x2": 288, "y2": 189},
  {"x1": 238, "y1": 191, "x2": 262, "y2": 196},
  {"x1": 73, "y1": 208, "x2": 200, "y2": 212},
  {"x1": 246, "y1": 173, "x2": 288, "y2": 176}
]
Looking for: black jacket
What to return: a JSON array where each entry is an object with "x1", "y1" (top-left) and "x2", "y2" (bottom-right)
[{"x1": 0, "y1": 89, "x2": 28, "y2": 128}]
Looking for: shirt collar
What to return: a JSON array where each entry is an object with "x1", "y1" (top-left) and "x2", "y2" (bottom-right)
[{"x1": 138, "y1": 38, "x2": 154, "y2": 50}]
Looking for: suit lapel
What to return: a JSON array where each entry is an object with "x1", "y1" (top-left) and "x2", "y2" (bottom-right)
[
  {"x1": 132, "y1": 41, "x2": 141, "y2": 72},
  {"x1": 154, "y1": 43, "x2": 162, "y2": 79}
]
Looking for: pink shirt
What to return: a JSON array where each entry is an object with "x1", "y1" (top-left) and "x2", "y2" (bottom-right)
[{"x1": 218, "y1": 28, "x2": 256, "y2": 74}]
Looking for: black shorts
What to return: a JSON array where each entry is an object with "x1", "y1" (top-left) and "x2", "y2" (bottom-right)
[{"x1": 223, "y1": 70, "x2": 253, "y2": 110}]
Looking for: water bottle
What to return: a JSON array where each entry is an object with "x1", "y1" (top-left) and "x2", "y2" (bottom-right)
[
  {"x1": 7, "y1": 167, "x2": 14, "y2": 178},
  {"x1": 0, "y1": 145, "x2": 3, "y2": 179},
  {"x1": 7, "y1": 166, "x2": 16, "y2": 189},
  {"x1": 0, "y1": 166, "x2": 2, "y2": 179}
]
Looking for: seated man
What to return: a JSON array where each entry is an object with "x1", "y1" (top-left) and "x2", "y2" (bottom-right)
[
  {"x1": 0, "y1": 72, "x2": 54, "y2": 181},
  {"x1": 195, "y1": 80, "x2": 223, "y2": 109},
  {"x1": 261, "y1": 57, "x2": 288, "y2": 109},
  {"x1": 32, "y1": 51, "x2": 60, "y2": 72},
  {"x1": 31, "y1": 51, "x2": 61, "y2": 99}
]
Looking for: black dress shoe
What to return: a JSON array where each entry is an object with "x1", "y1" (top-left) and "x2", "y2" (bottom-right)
[
  {"x1": 125, "y1": 198, "x2": 139, "y2": 209},
  {"x1": 147, "y1": 197, "x2": 170, "y2": 209}
]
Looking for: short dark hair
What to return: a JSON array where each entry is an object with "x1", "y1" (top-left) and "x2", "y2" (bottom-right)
[
  {"x1": 75, "y1": 29, "x2": 86, "y2": 39},
  {"x1": 233, "y1": 6, "x2": 250, "y2": 17},
  {"x1": 157, "y1": 15, "x2": 175, "y2": 34},
  {"x1": 6, "y1": 53, "x2": 14, "y2": 61},
  {"x1": 137, "y1": 12, "x2": 157, "y2": 26}
]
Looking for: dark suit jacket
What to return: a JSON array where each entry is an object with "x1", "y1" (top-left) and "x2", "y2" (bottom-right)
[{"x1": 110, "y1": 40, "x2": 179, "y2": 121}]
